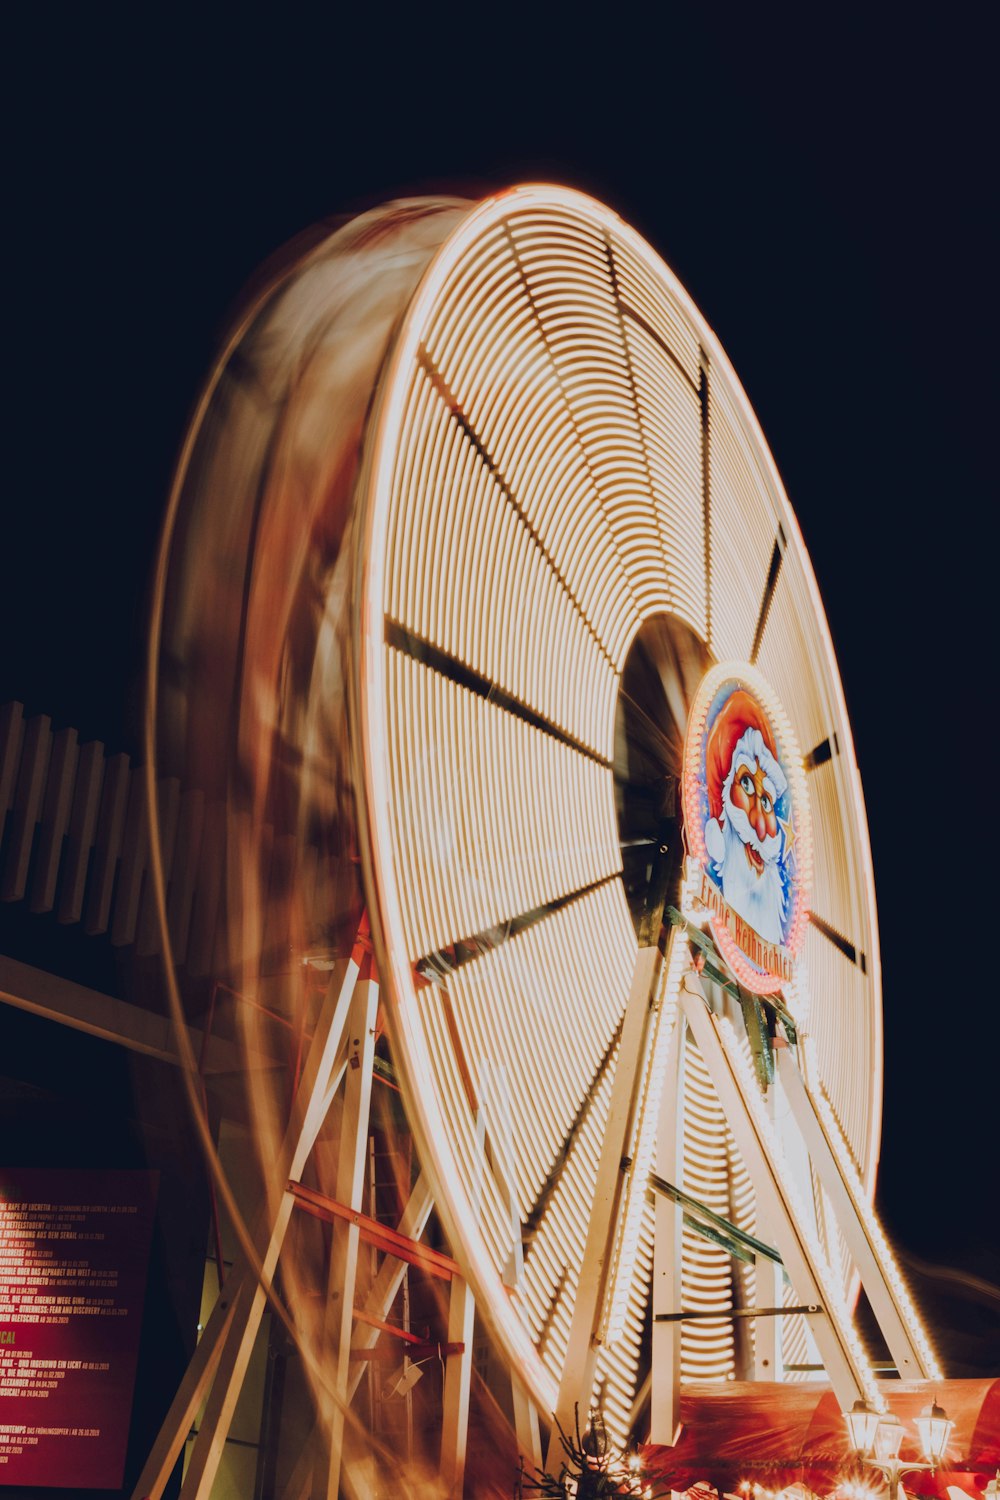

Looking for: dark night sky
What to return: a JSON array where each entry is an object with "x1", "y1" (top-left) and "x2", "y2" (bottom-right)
[{"x1": 5, "y1": 10, "x2": 996, "y2": 1375}]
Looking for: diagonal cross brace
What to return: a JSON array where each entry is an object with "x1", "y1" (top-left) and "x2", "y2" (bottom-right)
[
  {"x1": 679, "y1": 983, "x2": 875, "y2": 1409},
  {"x1": 132, "y1": 948, "x2": 365, "y2": 1500},
  {"x1": 777, "y1": 1046, "x2": 937, "y2": 1380}
]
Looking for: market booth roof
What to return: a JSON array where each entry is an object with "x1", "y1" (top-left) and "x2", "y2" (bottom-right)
[{"x1": 641, "y1": 1380, "x2": 1000, "y2": 1496}]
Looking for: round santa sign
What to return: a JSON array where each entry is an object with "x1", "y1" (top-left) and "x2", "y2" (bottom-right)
[{"x1": 682, "y1": 663, "x2": 811, "y2": 995}]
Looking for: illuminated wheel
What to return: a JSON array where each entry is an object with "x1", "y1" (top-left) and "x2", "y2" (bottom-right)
[{"x1": 153, "y1": 187, "x2": 883, "y2": 1452}]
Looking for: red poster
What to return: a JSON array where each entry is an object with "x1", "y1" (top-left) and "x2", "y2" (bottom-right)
[{"x1": 0, "y1": 1168, "x2": 158, "y2": 1489}]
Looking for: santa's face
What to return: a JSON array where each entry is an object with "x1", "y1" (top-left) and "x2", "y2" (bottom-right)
[
  {"x1": 718, "y1": 757, "x2": 786, "y2": 945},
  {"x1": 729, "y1": 760, "x2": 779, "y2": 876},
  {"x1": 724, "y1": 757, "x2": 782, "y2": 882}
]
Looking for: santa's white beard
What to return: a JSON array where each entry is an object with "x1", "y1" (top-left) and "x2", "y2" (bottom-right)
[{"x1": 716, "y1": 803, "x2": 786, "y2": 946}]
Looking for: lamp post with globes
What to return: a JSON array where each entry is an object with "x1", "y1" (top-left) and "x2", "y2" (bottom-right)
[{"x1": 844, "y1": 1399, "x2": 953, "y2": 1500}]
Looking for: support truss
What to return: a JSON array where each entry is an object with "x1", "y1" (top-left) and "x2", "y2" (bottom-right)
[
  {"x1": 649, "y1": 952, "x2": 938, "y2": 1438},
  {"x1": 132, "y1": 918, "x2": 544, "y2": 1500}
]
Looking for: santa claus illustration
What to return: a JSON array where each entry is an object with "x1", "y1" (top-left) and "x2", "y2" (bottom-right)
[{"x1": 702, "y1": 689, "x2": 789, "y2": 946}]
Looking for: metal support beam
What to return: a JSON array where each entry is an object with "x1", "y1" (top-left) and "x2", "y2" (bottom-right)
[
  {"x1": 654, "y1": 1303, "x2": 818, "y2": 1322},
  {"x1": 666, "y1": 907, "x2": 797, "y2": 1043},
  {"x1": 289, "y1": 1178, "x2": 457, "y2": 1281},
  {"x1": 546, "y1": 944, "x2": 658, "y2": 1470},
  {"x1": 650, "y1": 1172, "x2": 783, "y2": 1266},
  {"x1": 777, "y1": 1046, "x2": 935, "y2": 1379},
  {"x1": 127, "y1": 1268, "x2": 241, "y2": 1500},
  {"x1": 134, "y1": 952, "x2": 361, "y2": 1500},
  {"x1": 650, "y1": 985, "x2": 685, "y2": 1444},
  {"x1": 753, "y1": 1080, "x2": 784, "y2": 1381},
  {"x1": 440, "y1": 1273, "x2": 475, "y2": 1498},
  {"x1": 0, "y1": 953, "x2": 274, "y2": 1075},
  {"x1": 346, "y1": 1172, "x2": 435, "y2": 1401},
  {"x1": 679, "y1": 983, "x2": 872, "y2": 1409},
  {"x1": 322, "y1": 975, "x2": 378, "y2": 1500}
]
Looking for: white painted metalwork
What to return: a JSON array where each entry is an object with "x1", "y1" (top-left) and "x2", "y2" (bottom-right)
[
  {"x1": 323, "y1": 977, "x2": 379, "y2": 1500},
  {"x1": 777, "y1": 1045, "x2": 939, "y2": 1381},
  {"x1": 678, "y1": 984, "x2": 878, "y2": 1410},
  {"x1": 132, "y1": 956, "x2": 361, "y2": 1500},
  {"x1": 354, "y1": 185, "x2": 887, "y2": 1438}
]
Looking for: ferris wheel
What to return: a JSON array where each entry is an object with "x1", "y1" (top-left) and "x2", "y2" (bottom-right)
[{"x1": 141, "y1": 185, "x2": 938, "y2": 1496}]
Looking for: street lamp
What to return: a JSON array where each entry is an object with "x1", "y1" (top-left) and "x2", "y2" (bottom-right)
[{"x1": 844, "y1": 1399, "x2": 953, "y2": 1500}]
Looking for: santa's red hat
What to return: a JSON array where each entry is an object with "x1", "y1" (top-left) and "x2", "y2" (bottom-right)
[{"x1": 704, "y1": 690, "x2": 780, "y2": 823}]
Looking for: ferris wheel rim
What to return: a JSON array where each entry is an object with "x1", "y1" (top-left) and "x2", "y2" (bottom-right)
[{"x1": 349, "y1": 182, "x2": 884, "y2": 1418}]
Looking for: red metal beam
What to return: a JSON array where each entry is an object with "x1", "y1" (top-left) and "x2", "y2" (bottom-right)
[
  {"x1": 287, "y1": 1179, "x2": 460, "y2": 1281},
  {"x1": 352, "y1": 1308, "x2": 424, "y2": 1345}
]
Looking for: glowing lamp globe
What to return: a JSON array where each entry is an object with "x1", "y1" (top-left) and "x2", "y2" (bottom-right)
[
  {"x1": 846, "y1": 1399, "x2": 882, "y2": 1456},
  {"x1": 915, "y1": 1401, "x2": 953, "y2": 1463},
  {"x1": 874, "y1": 1411, "x2": 905, "y2": 1463}
]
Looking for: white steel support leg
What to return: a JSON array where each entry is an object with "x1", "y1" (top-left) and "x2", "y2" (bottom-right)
[
  {"x1": 127, "y1": 1266, "x2": 241, "y2": 1500},
  {"x1": 752, "y1": 1075, "x2": 781, "y2": 1382},
  {"x1": 440, "y1": 1274, "x2": 475, "y2": 1498},
  {"x1": 752, "y1": 1221, "x2": 784, "y2": 1381},
  {"x1": 650, "y1": 992, "x2": 686, "y2": 1444},
  {"x1": 777, "y1": 1047, "x2": 934, "y2": 1379},
  {"x1": 765, "y1": 1039, "x2": 823, "y2": 1380},
  {"x1": 751, "y1": 1267, "x2": 784, "y2": 1384},
  {"x1": 322, "y1": 976, "x2": 379, "y2": 1500},
  {"x1": 679, "y1": 985, "x2": 872, "y2": 1409},
  {"x1": 475, "y1": 1068, "x2": 542, "y2": 1471},
  {"x1": 162, "y1": 954, "x2": 361, "y2": 1500},
  {"x1": 546, "y1": 945, "x2": 658, "y2": 1471}
]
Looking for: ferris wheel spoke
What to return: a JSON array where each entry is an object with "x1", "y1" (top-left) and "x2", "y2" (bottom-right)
[
  {"x1": 603, "y1": 233, "x2": 671, "y2": 588},
  {"x1": 384, "y1": 618, "x2": 610, "y2": 769},
  {"x1": 503, "y1": 217, "x2": 644, "y2": 627},
  {"x1": 545, "y1": 944, "x2": 659, "y2": 1469},
  {"x1": 617, "y1": 297, "x2": 700, "y2": 395},
  {"x1": 699, "y1": 351, "x2": 712, "y2": 649},
  {"x1": 809, "y1": 910, "x2": 868, "y2": 972},
  {"x1": 414, "y1": 870, "x2": 622, "y2": 986},
  {"x1": 533, "y1": 1264, "x2": 571, "y2": 1358},
  {"x1": 805, "y1": 733, "x2": 840, "y2": 770},
  {"x1": 414, "y1": 346, "x2": 618, "y2": 675},
  {"x1": 521, "y1": 1012, "x2": 623, "y2": 1239},
  {"x1": 749, "y1": 527, "x2": 787, "y2": 664}
]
